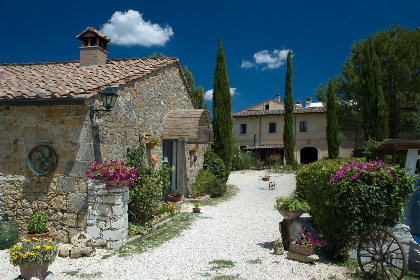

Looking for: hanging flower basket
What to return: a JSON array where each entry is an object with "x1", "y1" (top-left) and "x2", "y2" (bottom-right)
[{"x1": 146, "y1": 142, "x2": 156, "y2": 149}]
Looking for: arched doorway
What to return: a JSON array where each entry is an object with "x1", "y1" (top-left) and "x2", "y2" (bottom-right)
[{"x1": 300, "y1": 147, "x2": 318, "y2": 164}]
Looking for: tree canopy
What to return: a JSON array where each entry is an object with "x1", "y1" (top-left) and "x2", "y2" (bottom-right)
[{"x1": 316, "y1": 25, "x2": 420, "y2": 140}]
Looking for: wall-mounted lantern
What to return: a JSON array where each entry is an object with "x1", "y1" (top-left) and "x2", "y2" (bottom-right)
[{"x1": 90, "y1": 87, "x2": 119, "y2": 118}]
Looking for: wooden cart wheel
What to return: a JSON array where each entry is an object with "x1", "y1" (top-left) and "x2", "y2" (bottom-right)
[{"x1": 357, "y1": 227, "x2": 407, "y2": 280}]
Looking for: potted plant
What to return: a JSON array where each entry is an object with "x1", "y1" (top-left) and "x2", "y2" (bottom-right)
[
  {"x1": 25, "y1": 212, "x2": 51, "y2": 239},
  {"x1": 192, "y1": 202, "x2": 201, "y2": 213},
  {"x1": 189, "y1": 147, "x2": 198, "y2": 156},
  {"x1": 85, "y1": 159, "x2": 137, "y2": 188},
  {"x1": 261, "y1": 172, "x2": 270, "y2": 181},
  {"x1": 8, "y1": 237, "x2": 58, "y2": 280},
  {"x1": 146, "y1": 137, "x2": 160, "y2": 149},
  {"x1": 168, "y1": 189, "x2": 182, "y2": 202},
  {"x1": 274, "y1": 194, "x2": 310, "y2": 219},
  {"x1": 290, "y1": 232, "x2": 327, "y2": 256}
]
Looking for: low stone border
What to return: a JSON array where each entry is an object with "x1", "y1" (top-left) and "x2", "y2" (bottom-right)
[{"x1": 183, "y1": 194, "x2": 210, "y2": 204}]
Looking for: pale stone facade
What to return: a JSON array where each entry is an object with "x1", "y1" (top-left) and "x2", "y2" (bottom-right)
[{"x1": 233, "y1": 96, "x2": 362, "y2": 164}]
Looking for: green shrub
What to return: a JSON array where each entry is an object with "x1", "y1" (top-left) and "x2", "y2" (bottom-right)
[
  {"x1": 192, "y1": 169, "x2": 215, "y2": 196},
  {"x1": 207, "y1": 178, "x2": 227, "y2": 198},
  {"x1": 204, "y1": 146, "x2": 226, "y2": 182},
  {"x1": 297, "y1": 158, "x2": 416, "y2": 260},
  {"x1": 125, "y1": 144, "x2": 173, "y2": 225}
]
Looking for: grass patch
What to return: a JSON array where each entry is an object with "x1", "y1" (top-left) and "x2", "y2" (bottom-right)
[
  {"x1": 64, "y1": 270, "x2": 79, "y2": 276},
  {"x1": 209, "y1": 259, "x2": 236, "y2": 270},
  {"x1": 202, "y1": 185, "x2": 239, "y2": 206},
  {"x1": 78, "y1": 272, "x2": 103, "y2": 278},
  {"x1": 116, "y1": 213, "x2": 196, "y2": 257},
  {"x1": 246, "y1": 258, "x2": 262, "y2": 264},
  {"x1": 213, "y1": 275, "x2": 242, "y2": 280}
]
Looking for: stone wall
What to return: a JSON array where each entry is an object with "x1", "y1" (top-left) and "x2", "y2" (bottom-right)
[
  {"x1": 86, "y1": 179, "x2": 128, "y2": 249},
  {"x1": 0, "y1": 63, "x2": 204, "y2": 242}
]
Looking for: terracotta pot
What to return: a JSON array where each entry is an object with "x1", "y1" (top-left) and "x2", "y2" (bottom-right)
[
  {"x1": 193, "y1": 208, "x2": 201, "y2": 213},
  {"x1": 290, "y1": 243, "x2": 315, "y2": 256},
  {"x1": 19, "y1": 263, "x2": 49, "y2": 280},
  {"x1": 262, "y1": 177, "x2": 270, "y2": 181},
  {"x1": 25, "y1": 229, "x2": 51, "y2": 240},
  {"x1": 189, "y1": 150, "x2": 196, "y2": 156},
  {"x1": 146, "y1": 142, "x2": 156, "y2": 149},
  {"x1": 168, "y1": 194, "x2": 182, "y2": 202},
  {"x1": 277, "y1": 209, "x2": 304, "y2": 219}
]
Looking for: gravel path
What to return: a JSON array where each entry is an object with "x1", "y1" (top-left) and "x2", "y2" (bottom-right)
[{"x1": 0, "y1": 170, "x2": 350, "y2": 280}]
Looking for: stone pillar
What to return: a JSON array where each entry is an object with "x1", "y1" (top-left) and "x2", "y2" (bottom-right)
[
  {"x1": 279, "y1": 218, "x2": 302, "y2": 251},
  {"x1": 86, "y1": 179, "x2": 128, "y2": 250}
]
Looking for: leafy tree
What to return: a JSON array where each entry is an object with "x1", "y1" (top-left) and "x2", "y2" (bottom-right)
[
  {"x1": 360, "y1": 38, "x2": 388, "y2": 142},
  {"x1": 283, "y1": 50, "x2": 296, "y2": 167},
  {"x1": 182, "y1": 66, "x2": 205, "y2": 109},
  {"x1": 212, "y1": 36, "x2": 233, "y2": 180},
  {"x1": 322, "y1": 25, "x2": 420, "y2": 139},
  {"x1": 148, "y1": 52, "x2": 167, "y2": 58},
  {"x1": 325, "y1": 79, "x2": 341, "y2": 158}
]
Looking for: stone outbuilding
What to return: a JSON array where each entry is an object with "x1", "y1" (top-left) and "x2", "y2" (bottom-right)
[{"x1": 0, "y1": 26, "x2": 213, "y2": 243}]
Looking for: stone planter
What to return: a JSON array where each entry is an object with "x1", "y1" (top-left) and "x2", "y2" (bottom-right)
[
  {"x1": 168, "y1": 194, "x2": 182, "y2": 202},
  {"x1": 19, "y1": 263, "x2": 49, "y2": 280},
  {"x1": 290, "y1": 243, "x2": 315, "y2": 256},
  {"x1": 25, "y1": 229, "x2": 51, "y2": 240},
  {"x1": 277, "y1": 209, "x2": 304, "y2": 219}
]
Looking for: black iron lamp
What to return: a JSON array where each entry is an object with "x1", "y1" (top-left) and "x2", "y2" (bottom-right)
[{"x1": 90, "y1": 87, "x2": 119, "y2": 118}]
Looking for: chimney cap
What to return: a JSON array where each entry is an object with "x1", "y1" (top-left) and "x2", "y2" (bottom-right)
[{"x1": 76, "y1": 26, "x2": 112, "y2": 43}]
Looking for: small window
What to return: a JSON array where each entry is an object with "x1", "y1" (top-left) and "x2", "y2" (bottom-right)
[
  {"x1": 265, "y1": 104, "x2": 269, "y2": 110},
  {"x1": 269, "y1": 122, "x2": 276, "y2": 134},
  {"x1": 240, "y1": 124, "x2": 247, "y2": 134},
  {"x1": 300, "y1": 121, "x2": 307, "y2": 132}
]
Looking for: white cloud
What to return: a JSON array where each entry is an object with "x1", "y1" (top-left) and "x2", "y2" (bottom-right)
[
  {"x1": 100, "y1": 10, "x2": 174, "y2": 47},
  {"x1": 205, "y1": 88, "x2": 238, "y2": 101},
  {"x1": 205, "y1": 89, "x2": 213, "y2": 101},
  {"x1": 242, "y1": 49, "x2": 292, "y2": 70},
  {"x1": 241, "y1": 60, "x2": 256, "y2": 69}
]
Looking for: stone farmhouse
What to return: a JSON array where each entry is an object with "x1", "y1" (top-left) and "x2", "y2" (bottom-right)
[
  {"x1": 0, "y1": 27, "x2": 213, "y2": 245},
  {"x1": 233, "y1": 94, "x2": 361, "y2": 164}
]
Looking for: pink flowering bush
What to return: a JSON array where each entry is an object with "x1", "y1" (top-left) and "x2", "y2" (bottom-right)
[
  {"x1": 296, "y1": 158, "x2": 415, "y2": 260},
  {"x1": 86, "y1": 159, "x2": 137, "y2": 187}
]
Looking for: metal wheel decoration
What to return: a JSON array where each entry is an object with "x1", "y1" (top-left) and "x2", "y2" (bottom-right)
[
  {"x1": 27, "y1": 145, "x2": 58, "y2": 176},
  {"x1": 357, "y1": 227, "x2": 407, "y2": 280}
]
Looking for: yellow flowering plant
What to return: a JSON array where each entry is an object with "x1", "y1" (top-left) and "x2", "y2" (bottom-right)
[{"x1": 8, "y1": 238, "x2": 57, "y2": 266}]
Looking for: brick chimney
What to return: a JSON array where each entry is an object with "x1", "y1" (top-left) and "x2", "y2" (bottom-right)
[
  {"x1": 306, "y1": 96, "x2": 312, "y2": 108},
  {"x1": 275, "y1": 93, "x2": 281, "y2": 102},
  {"x1": 76, "y1": 27, "x2": 112, "y2": 67},
  {"x1": 295, "y1": 100, "x2": 302, "y2": 108}
]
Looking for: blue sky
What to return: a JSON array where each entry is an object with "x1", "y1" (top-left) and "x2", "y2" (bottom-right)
[{"x1": 1, "y1": 0, "x2": 419, "y2": 113}]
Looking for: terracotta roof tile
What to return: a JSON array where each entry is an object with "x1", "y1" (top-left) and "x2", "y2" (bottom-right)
[{"x1": 0, "y1": 57, "x2": 180, "y2": 101}]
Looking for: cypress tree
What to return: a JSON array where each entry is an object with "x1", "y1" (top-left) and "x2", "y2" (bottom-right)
[
  {"x1": 212, "y1": 36, "x2": 233, "y2": 180},
  {"x1": 326, "y1": 79, "x2": 341, "y2": 158},
  {"x1": 361, "y1": 38, "x2": 388, "y2": 142},
  {"x1": 283, "y1": 50, "x2": 296, "y2": 167}
]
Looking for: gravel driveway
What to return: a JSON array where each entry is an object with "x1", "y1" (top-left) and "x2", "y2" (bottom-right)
[{"x1": 0, "y1": 170, "x2": 350, "y2": 280}]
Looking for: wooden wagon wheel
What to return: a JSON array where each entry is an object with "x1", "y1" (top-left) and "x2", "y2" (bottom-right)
[{"x1": 357, "y1": 227, "x2": 407, "y2": 280}]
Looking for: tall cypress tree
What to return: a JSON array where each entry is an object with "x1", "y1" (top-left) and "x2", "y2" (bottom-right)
[
  {"x1": 212, "y1": 36, "x2": 233, "y2": 180},
  {"x1": 361, "y1": 38, "x2": 388, "y2": 142},
  {"x1": 283, "y1": 50, "x2": 296, "y2": 167},
  {"x1": 326, "y1": 79, "x2": 341, "y2": 158}
]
